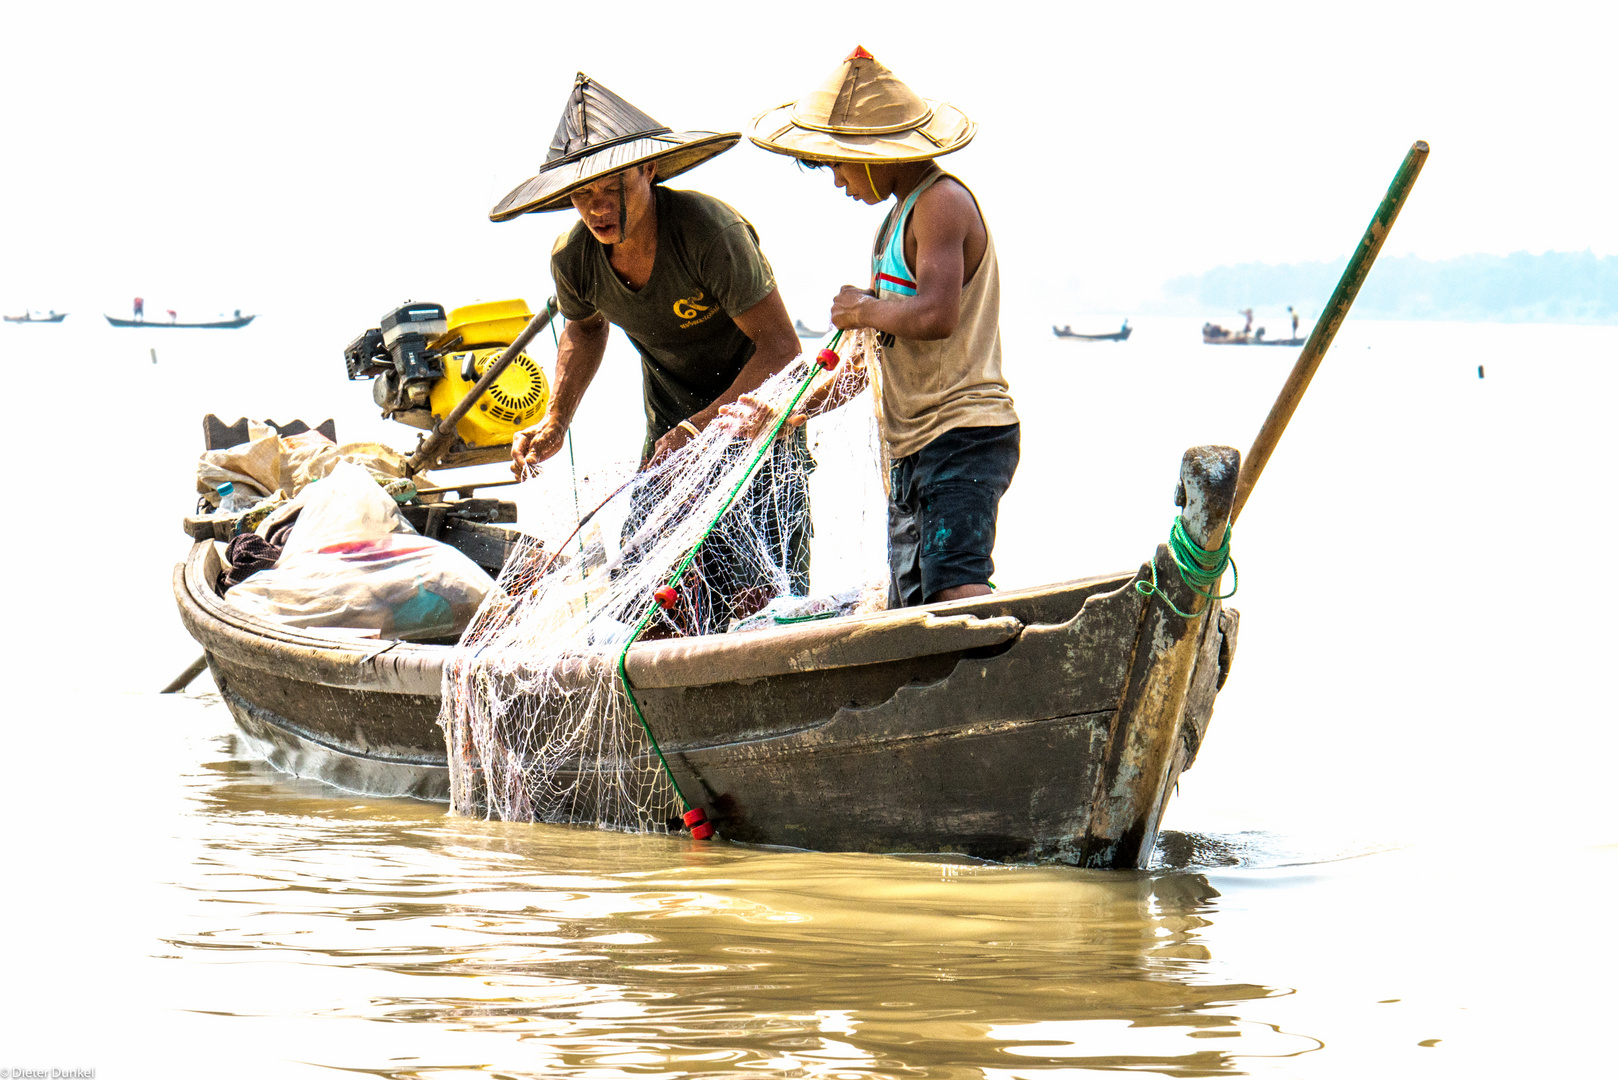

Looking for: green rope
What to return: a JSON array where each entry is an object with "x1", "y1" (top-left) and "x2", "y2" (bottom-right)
[
  {"x1": 1134, "y1": 515, "x2": 1238, "y2": 619},
  {"x1": 772, "y1": 609, "x2": 839, "y2": 625},
  {"x1": 615, "y1": 334, "x2": 842, "y2": 814}
]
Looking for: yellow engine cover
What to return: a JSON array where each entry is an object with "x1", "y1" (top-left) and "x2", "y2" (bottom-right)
[
  {"x1": 436, "y1": 298, "x2": 534, "y2": 350},
  {"x1": 429, "y1": 346, "x2": 550, "y2": 448},
  {"x1": 425, "y1": 298, "x2": 550, "y2": 448}
]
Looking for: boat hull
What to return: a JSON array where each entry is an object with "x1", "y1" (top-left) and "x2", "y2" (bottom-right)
[
  {"x1": 176, "y1": 523, "x2": 1236, "y2": 867},
  {"x1": 1202, "y1": 336, "x2": 1306, "y2": 346},
  {"x1": 106, "y1": 314, "x2": 255, "y2": 329}
]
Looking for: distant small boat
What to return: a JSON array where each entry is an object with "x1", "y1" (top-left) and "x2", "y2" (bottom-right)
[
  {"x1": 106, "y1": 312, "x2": 255, "y2": 329},
  {"x1": 4, "y1": 311, "x2": 67, "y2": 324},
  {"x1": 794, "y1": 318, "x2": 828, "y2": 338},
  {"x1": 1202, "y1": 324, "x2": 1306, "y2": 347},
  {"x1": 1203, "y1": 307, "x2": 1307, "y2": 347},
  {"x1": 1054, "y1": 320, "x2": 1131, "y2": 342}
]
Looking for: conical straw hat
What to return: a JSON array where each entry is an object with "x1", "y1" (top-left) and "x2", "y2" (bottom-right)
[
  {"x1": 749, "y1": 48, "x2": 975, "y2": 164},
  {"x1": 491, "y1": 73, "x2": 739, "y2": 221}
]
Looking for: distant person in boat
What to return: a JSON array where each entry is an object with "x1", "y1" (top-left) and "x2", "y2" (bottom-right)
[
  {"x1": 167, "y1": 309, "x2": 178, "y2": 323},
  {"x1": 1288, "y1": 305, "x2": 1299, "y2": 339},
  {"x1": 498, "y1": 72, "x2": 808, "y2": 630},
  {"x1": 741, "y1": 48, "x2": 1019, "y2": 608},
  {"x1": 133, "y1": 296, "x2": 144, "y2": 321}
]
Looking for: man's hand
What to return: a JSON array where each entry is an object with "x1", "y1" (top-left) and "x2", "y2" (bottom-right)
[
  {"x1": 716, "y1": 394, "x2": 807, "y2": 442},
  {"x1": 510, "y1": 414, "x2": 568, "y2": 478},
  {"x1": 830, "y1": 286, "x2": 874, "y2": 330},
  {"x1": 646, "y1": 421, "x2": 699, "y2": 468}
]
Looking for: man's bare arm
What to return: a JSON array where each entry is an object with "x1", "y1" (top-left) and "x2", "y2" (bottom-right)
[
  {"x1": 830, "y1": 181, "x2": 980, "y2": 341},
  {"x1": 511, "y1": 313, "x2": 609, "y2": 475}
]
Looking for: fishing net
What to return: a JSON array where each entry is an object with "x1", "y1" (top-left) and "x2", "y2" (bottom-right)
[{"x1": 439, "y1": 333, "x2": 888, "y2": 831}]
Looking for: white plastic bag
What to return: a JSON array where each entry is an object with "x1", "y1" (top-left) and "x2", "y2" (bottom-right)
[{"x1": 224, "y1": 463, "x2": 493, "y2": 639}]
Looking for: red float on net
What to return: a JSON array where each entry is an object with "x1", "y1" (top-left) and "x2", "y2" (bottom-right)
[
  {"x1": 682, "y1": 806, "x2": 716, "y2": 840},
  {"x1": 653, "y1": 586, "x2": 677, "y2": 609},
  {"x1": 816, "y1": 348, "x2": 839, "y2": 370}
]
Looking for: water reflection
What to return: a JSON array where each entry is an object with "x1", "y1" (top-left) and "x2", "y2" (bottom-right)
[{"x1": 149, "y1": 734, "x2": 1322, "y2": 1077}]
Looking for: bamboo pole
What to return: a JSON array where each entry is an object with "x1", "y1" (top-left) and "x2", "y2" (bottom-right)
[
  {"x1": 405, "y1": 297, "x2": 559, "y2": 477},
  {"x1": 1230, "y1": 141, "x2": 1428, "y2": 524}
]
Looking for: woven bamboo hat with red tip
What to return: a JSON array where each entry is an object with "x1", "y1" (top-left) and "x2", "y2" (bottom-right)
[
  {"x1": 748, "y1": 47, "x2": 975, "y2": 164},
  {"x1": 490, "y1": 73, "x2": 740, "y2": 221}
]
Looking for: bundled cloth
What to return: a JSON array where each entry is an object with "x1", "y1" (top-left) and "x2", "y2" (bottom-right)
[
  {"x1": 223, "y1": 463, "x2": 492, "y2": 640},
  {"x1": 217, "y1": 517, "x2": 298, "y2": 591},
  {"x1": 196, "y1": 428, "x2": 418, "y2": 511}
]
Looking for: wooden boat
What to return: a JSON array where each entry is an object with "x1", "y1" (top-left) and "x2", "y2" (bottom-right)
[
  {"x1": 106, "y1": 312, "x2": 255, "y2": 329},
  {"x1": 794, "y1": 318, "x2": 829, "y2": 338},
  {"x1": 1054, "y1": 321, "x2": 1131, "y2": 341},
  {"x1": 1203, "y1": 325, "x2": 1306, "y2": 347},
  {"x1": 170, "y1": 139, "x2": 1430, "y2": 870},
  {"x1": 1203, "y1": 312, "x2": 1305, "y2": 346},
  {"x1": 172, "y1": 446, "x2": 1240, "y2": 870},
  {"x1": 4, "y1": 311, "x2": 67, "y2": 323}
]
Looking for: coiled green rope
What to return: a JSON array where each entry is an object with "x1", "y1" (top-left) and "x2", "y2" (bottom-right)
[{"x1": 1134, "y1": 516, "x2": 1238, "y2": 619}]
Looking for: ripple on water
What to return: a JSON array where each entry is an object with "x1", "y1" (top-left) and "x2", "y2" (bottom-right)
[{"x1": 133, "y1": 729, "x2": 1317, "y2": 1077}]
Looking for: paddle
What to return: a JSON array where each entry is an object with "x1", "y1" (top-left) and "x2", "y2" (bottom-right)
[
  {"x1": 1230, "y1": 141, "x2": 1428, "y2": 525},
  {"x1": 160, "y1": 655, "x2": 208, "y2": 694}
]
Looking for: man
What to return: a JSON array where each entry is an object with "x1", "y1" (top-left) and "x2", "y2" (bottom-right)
[
  {"x1": 746, "y1": 48, "x2": 1018, "y2": 608},
  {"x1": 496, "y1": 73, "x2": 807, "y2": 630}
]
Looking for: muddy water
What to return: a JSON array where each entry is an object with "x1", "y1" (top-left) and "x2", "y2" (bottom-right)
[
  {"x1": 2, "y1": 316, "x2": 1615, "y2": 1076},
  {"x1": 9, "y1": 695, "x2": 1612, "y2": 1078}
]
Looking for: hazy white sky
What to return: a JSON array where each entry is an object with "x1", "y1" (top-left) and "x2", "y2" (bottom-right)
[{"x1": 3, "y1": 0, "x2": 1613, "y2": 324}]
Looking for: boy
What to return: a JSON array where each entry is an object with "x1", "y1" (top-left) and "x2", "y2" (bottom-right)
[{"x1": 747, "y1": 49, "x2": 1018, "y2": 607}]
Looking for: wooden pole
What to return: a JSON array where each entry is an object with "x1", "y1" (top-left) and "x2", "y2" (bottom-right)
[
  {"x1": 412, "y1": 477, "x2": 524, "y2": 497},
  {"x1": 161, "y1": 654, "x2": 208, "y2": 694},
  {"x1": 1230, "y1": 141, "x2": 1428, "y2": 524},
  {"x1": 405, "y1": 297, "x2": 559, "y2": 477}
]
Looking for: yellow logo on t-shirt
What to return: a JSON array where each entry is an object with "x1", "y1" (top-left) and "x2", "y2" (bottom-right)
[{"x1": 672, "y1": 290, "x2": 712, "y2": 322}]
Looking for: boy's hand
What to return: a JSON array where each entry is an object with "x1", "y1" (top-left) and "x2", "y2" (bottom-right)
[{"x1": 830, "y1": 286, "x2": 875, "y2": 330}]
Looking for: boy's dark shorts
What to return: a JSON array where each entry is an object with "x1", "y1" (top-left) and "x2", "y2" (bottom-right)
[{"x1": 888, "y1": 423, "x2": 1020, "y2": 608}]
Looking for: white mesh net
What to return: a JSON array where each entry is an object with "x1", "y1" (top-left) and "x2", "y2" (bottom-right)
[{"x1": 439, "y1": 334, "x2": 888, "y2": 830}]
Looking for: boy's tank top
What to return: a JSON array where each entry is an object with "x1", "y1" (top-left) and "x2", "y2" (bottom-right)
[{"x1": 872, "y1": 170, "x2": 1017, "y2": 460}]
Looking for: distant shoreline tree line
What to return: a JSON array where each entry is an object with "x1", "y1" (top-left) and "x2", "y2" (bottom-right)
[{"x1": 1159, "y1": 250, "x2": 1618, "y2": 324}]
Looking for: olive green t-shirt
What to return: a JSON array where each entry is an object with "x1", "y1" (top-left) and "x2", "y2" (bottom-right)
[{"x1": 551, "y1": 187, "x2": 777, "y2": 458}]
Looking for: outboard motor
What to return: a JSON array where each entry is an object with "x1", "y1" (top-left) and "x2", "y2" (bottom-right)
[
  {"x1": 345, "y1": 299, "x2": 550, "y2": 451},
  {"x1": 345, "y1": 301, "x2": 449, "y2": 428}
]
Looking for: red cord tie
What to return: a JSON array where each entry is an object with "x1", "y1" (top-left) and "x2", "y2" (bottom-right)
[{"x1": 682, "y1": 806, "x2": 716, "y2": 840}]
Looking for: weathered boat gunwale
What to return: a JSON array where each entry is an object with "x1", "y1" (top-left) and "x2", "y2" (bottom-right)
[{"x1": 179, "y1": 538, "x2": 1138, "y2": 695}]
